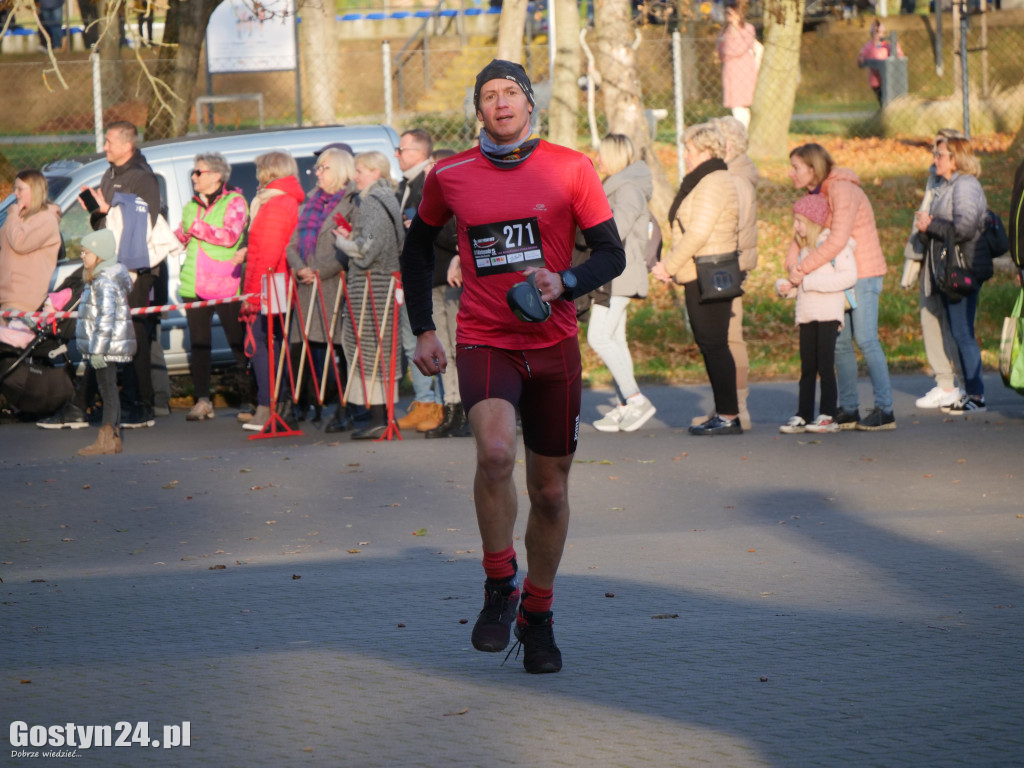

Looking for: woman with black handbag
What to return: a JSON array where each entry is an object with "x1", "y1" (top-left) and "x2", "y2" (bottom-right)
[
  {"x1": 652, "y1": 123, "x2": 741, "y2": 436},
  {"x1": 915, "y1": 136, "x2": 989, "y2": 414}
]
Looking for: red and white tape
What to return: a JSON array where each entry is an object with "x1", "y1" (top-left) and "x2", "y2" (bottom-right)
[{"x1": 0, "y1": 293, "x2": 257, "y2": 322}]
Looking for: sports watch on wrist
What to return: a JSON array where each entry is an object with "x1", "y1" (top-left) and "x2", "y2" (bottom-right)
[{"x1": 558, "y1": 269, "x2": 578, "y2": 299}]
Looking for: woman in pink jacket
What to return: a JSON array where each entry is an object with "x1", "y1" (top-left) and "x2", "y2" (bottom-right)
[
  {"x1": 716, "y1": 0, "x2": 758, "y2": 129},
  {"x1": 786, "y1": 143, "x2": 895, "y2": 431},
  {"x1": 0, "y1": 169, "x2": 61, "y2": 313}
]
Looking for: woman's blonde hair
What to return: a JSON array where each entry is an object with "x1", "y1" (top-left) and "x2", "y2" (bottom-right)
[
  {"x1": 255, "y1": 151, "x2": 298, "y2": 186},
  {"x1": 318, "y1": 148, "x2": 355, "y2": 194},
  {"x1": 683, "y1": 122, "x2": 727, "y2": 160},
  {"x1": 598, "y1": 133, "x2": 635, "y2": 178},
  {"x1": 711, "y1": 116, "x2": 748, "y2": 160},
  {"x1": 355, "y1": 151, "x2": 394, "y2": 190},
  {"x1": 794, "y1": 214, "x2": 825, "y2": 250},
  {"x1": 14, "y1": 169, "x2": 49, "y2": 219},
  {"x1": 938, "y1": 137, "x2": 981, "y2": 178},
  {"x1": 789, "y1": 143, "x2": 834, "y2": 188}
]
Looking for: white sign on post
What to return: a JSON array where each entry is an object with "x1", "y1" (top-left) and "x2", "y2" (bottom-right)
[{"x1": 206, "y1": 0, "x2": 297, "y2": 74}]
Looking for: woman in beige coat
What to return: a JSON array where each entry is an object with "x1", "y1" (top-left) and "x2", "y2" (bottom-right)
[
  {"x1": 652, "y1": 123, "x2": 741, "y2": 435},
  {"x1": 0, "y1": 169, "x2": 61, "y2": 313}
]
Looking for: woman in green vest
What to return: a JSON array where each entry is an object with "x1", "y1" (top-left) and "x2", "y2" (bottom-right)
[{"x1": 175, "y1": 152, "x2": 250, "y2": 421}]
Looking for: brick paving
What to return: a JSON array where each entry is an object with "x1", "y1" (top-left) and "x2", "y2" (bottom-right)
[{"x1": 2, "y1": 374, "x2": 1023, "y2": 767}]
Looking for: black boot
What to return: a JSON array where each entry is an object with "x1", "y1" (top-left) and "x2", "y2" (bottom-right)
[
  {"x1": 448, "y1": 403, "x2": 471, "y2": 437},
  {"x1": 276, "y1": 401, "x2": 299, "y2": 430},
  {"x1": 424, "y1": 404, "x2": 455, "y2": 439},
  {"x1": 325, "y1": 404, "x2": 354, "y2": 434},
  {"x1": 352, "y1": 404, "x2": 388, "y2": 440}
]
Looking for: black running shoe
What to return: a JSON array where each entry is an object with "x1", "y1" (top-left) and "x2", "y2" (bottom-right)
[
  {"x1": 941, "y1": 395, "x2": 986, "y2": 415},
  {"x1": 834, "y1": 407, "x2": 861, "y2": 431},
  {"x1": 511, "y1": 608, "x2": 562, "y2": 674},
  {"x1": 855, "y1": 407, "x2": 896, "y2": 431},
  {"x1": 471, "y1": 577, "x2": 520, "y2": 652},
  {"x1": 37, "y1": 403, "x2": 88, "y2": 430}
]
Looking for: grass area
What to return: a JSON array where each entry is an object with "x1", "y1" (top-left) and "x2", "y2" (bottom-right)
[{"x1": 581, "y1": 132, "x2": 1023, "y2": 388}]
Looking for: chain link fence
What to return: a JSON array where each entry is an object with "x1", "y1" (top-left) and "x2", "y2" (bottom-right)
[{"x1": 2, "y1": 9, "x2": 1022, "y2": 189}]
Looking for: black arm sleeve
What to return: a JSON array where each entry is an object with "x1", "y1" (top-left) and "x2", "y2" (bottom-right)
[
  {"x1": 568, "y1": 217, "x2": 626, "y2": 300},
  {"x1": 399, "y1": 215, "x2": 443, "y2": 335}
]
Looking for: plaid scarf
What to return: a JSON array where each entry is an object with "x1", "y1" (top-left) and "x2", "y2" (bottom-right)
[{"x1": 297, "y1": 188, "x2": 345, "y2": 264}]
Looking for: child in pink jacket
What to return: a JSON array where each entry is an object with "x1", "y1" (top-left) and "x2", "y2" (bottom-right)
[{"x1": 776, "y1": 194, "x2": 857, "y2": 434}]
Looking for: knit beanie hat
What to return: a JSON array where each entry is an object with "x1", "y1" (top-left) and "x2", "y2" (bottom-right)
[
  {"x1": 793, "y1": 193, "x2": 830, "y2": 227},
  {"x1": 81, "y1": 229, "x2": 118, "y2": 271},
  {"x1": 474, "y1": 59, "x2": 535, "y2": 111}
]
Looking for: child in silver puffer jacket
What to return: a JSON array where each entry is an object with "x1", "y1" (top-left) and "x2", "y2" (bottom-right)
[{"x1": 75, "y1": 229, "x2": 137, "y2": 455}]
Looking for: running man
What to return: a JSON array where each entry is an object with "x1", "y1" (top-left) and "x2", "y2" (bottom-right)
[{"x1": 399, "y1": 60, "x2": 626, "y2": 673}]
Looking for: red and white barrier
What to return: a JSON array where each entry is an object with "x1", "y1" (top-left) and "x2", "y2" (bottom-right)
[
  {"x1": 0, "y1": 294, "x2": 257, "y2": 322},
  {"x1": 247, "y1": 268, "x2": 403, "y2": 442}
]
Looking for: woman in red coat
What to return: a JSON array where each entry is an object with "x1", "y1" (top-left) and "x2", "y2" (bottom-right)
[{"x1": 239, "y1": 151, "x2": 305, "y2": 432}]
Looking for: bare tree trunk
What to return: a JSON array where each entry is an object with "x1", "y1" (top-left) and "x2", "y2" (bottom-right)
[
  {"x1": 594, "y1": 0, "x2": 673, "y2": 216},
  {"x1": 547, "y1": 0, "x2": 579, "y2": 147},
  {"x1": 747, "y1": 0, "x2": 803, "y2": 160},
  {"x1": 496, "y1": 0, "x2": 528, "y2": 63},
  {"x1": 1010, "y1": 121, "x2": 1024, "y2": 159},
  {"x1": 301, "y1": 0, "x2": 336, "y2": 124},
  {"x1": 145, "y1": 0, "x2": 224, "y2": 139},
  {"x1": 98, "y1": 0, "x2": 124, "y2": 108}
]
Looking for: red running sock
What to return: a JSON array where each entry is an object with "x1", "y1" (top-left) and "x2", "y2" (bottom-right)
[
  {"x1": 521, "y1": 577, "x2": 553, "y2": 615},
  {"x1": 482, "y1": 545, "x2": 517, "y2": 582}
]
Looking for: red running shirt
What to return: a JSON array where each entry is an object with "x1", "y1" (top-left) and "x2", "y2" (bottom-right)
[{"x1": 418, "y1": 140, "x2": 612, "y2": 349}]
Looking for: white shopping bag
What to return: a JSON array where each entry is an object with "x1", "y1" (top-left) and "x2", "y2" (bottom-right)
[{"x1": 260, "y1": 272, "x2": 289, "y2": 316}]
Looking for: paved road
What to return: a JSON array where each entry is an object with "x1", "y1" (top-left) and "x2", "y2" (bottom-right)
[{"x1": 3, "y1": 373, "x2": 1023, "y2": 767}]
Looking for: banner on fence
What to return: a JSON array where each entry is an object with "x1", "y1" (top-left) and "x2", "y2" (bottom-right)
[{"x1": 206, "y1": 0, "x2": 297, "y2": 74}]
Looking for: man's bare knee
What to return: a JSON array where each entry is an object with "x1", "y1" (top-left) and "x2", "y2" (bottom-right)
[
  {"x1": 476, "y1": 438, "x2": 516, "y2": 485},
  {"x1": 527, "y1": 478, "x2": 568, "y2": 514}
]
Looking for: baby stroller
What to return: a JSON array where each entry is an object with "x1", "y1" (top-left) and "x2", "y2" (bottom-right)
[{"x1": 0, "y1": 267, "x2": 83, "y2": 418}]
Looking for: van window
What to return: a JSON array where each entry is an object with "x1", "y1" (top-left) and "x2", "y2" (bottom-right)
[{"x1": 227, "y1": 157, "x2": 315, "y2": 202}]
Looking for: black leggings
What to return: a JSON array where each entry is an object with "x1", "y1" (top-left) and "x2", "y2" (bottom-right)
[
  {"x1": 797, "y1": 320, "x2": 840, "y2": 421},
  {"x1": 684, "y1": 281, "x2": 738, "y2": 415},
  {"x1": 182, "y1": 299, "x2": 248, "y2": 400}
]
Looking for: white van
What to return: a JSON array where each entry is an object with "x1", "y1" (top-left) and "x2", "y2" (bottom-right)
[{"x1": 0, "y1": 124, "x2": 401, "y2": 374}]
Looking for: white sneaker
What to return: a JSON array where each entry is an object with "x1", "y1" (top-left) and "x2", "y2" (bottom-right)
[
  {"x1": 804, "y1": 414, "x2": 840, "y2": 433},
  {"x1": 619, "y1": 396, "x2": 657, "y2": 433},
  {"x1": 593, "y1": 404, "x2": 627, "y2": 432},
  {"x1": 186, "y1": 397, "x2": 215, "y2": 421},
  {"x1": 779, "y1": 415, "x2": 807, "y2": 434},
  {"x1": 915, "y1": 386, "x2": 962, "y2": 409}
]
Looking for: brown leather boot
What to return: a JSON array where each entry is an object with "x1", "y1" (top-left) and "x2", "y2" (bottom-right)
[
  {"x1": 416, "y1": 402, "x2": 445, "y2": 432},
  {"x1": 424, "y1": 404, "x2": 455, "y2": 439},
  {"x1": 397, "y1": 401, "x2": 433, "y2": 430},
  {"x1": 78, "y1": 424, "x2": 122, "y2": 456}
]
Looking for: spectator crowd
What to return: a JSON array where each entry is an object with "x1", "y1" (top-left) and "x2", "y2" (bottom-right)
[{"x1": 2, "y1": 107, "x2": 1022, "y2": 453}]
